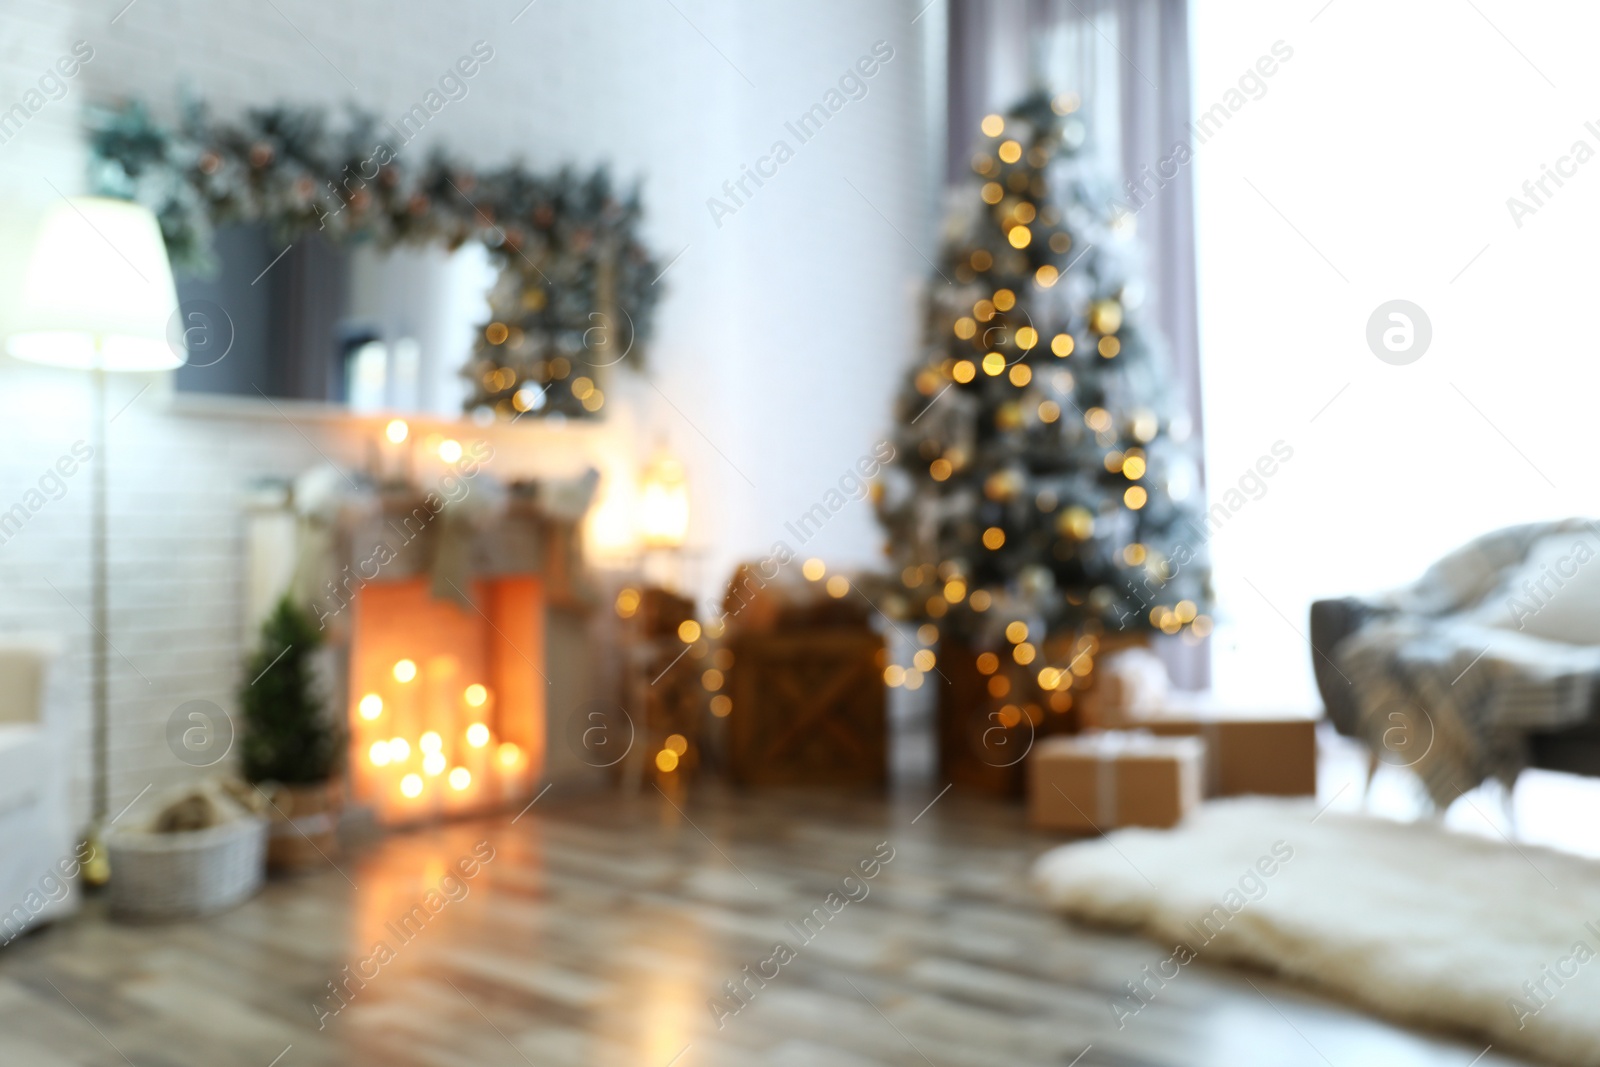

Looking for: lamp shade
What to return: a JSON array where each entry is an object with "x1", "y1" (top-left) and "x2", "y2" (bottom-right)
[{"x1": 4, "y1": 197, "x2": 183, "y2": 372}]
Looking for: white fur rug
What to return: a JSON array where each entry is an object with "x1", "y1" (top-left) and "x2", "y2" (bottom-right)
[{"x1": 1034, "y1": 798, "x2": 1600, "y2": 1065}]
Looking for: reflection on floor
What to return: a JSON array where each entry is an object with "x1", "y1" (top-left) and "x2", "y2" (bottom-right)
[{"x1": 0, "y1": 778, "x2": 1550, "y2": 1067}]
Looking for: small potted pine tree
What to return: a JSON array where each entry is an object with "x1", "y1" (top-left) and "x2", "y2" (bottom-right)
[{"x1": 239, "y1": 596, "x2": 343, "y2": 873}]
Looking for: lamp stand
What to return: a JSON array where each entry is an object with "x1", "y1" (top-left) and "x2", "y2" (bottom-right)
[{"x1": 81, "y1": 359, "x2": 112, "y2": 887}]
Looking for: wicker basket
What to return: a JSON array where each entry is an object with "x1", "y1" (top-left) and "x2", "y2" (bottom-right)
[{"x1": 106, "y1": 816, "x2": 267, "y2": 922}]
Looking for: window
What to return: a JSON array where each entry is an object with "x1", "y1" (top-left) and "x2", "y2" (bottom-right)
[{"x1": 1191, "y1": 1, "x2": 1595, "y2": 704}]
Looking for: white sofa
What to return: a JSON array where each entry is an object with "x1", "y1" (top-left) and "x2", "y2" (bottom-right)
[{"x1": 0, "y1": 638, "x2": 76, "y2": 946}]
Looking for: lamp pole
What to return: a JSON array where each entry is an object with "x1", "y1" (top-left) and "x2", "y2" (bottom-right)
[
  {"x1": 91, "y1": 361, "x2": 108, "y2": 827},
  {"x1": 80, "y1": 350, "x2": 113, "y2": 888}
]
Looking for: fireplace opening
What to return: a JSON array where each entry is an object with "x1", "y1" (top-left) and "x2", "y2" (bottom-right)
[{"x1": 348, "y1": 576, "x2": 543, "y2": 823}]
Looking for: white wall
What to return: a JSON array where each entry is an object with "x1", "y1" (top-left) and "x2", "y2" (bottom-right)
[{"x1": 0, "y1": 0, "x2": 939, "y2": 824}]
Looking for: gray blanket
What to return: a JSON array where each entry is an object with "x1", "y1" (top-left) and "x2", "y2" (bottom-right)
[{"x1": 1334, "y1": 519, "x2": 1600, "y2": 804}]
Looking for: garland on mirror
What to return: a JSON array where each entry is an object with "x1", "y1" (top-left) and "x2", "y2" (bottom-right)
[{"x1": 87, "y1": 99, "x2": 663, "y2": 420}]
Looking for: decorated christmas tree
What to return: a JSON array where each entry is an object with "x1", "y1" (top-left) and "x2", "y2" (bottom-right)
[{"x1": 876, "y1": 91, "x2": 1212, "y2": 717}]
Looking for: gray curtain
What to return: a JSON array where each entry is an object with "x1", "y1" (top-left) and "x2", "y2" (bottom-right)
[{"x1": 946, "y1": 0, "x2": 1208, "y2": 687}]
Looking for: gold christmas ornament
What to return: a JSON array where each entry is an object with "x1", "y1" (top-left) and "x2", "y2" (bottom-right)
[
  {"x1": 1089, "y1": 299, "x2": 1124, "y2": 334},
  {"x1": 1059, "y1": 506, "x2": 1095, "y2": 540},
  {"x1": 984, "y1": 469, "x2": 1023, "y2": 500}
]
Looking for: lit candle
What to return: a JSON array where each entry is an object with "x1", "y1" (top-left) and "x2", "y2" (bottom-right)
[{"x1": 381, "y1": 418, "x2": 412, "y2": 485}]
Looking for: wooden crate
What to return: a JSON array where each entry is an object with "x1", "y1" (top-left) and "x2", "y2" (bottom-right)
[{"x1": 726, "y1": 629, "x2": 886, "y2": 787}]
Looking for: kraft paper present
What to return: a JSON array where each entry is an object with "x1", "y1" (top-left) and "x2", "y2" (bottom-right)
[
  {"x1": 1122, "y1": 712, "x2": 1318, "y2": 798},
  {"x1": 1028, "y1": 731, "x2": 1203, "y2": 833}
]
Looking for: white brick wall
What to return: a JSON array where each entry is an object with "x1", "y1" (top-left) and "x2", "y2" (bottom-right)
[{"x1": 0, "y1": 0, "x2": 940, "y2": 824}]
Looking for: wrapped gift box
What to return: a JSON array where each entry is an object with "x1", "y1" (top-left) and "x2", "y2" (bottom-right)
[
  {"x1": 1028, "y1": 731, "x2": 1204, "y2": 832},
  {"x1": 1118, "y1": 707, "x2": 1318, "y2": 798}
]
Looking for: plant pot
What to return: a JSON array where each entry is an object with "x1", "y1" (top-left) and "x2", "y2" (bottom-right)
[{"x1": 261, "y1": 780, "x2": 341, "y2": 874}]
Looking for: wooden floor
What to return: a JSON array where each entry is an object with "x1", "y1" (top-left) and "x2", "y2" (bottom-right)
[{"x1": 0, "y1": 784, "x2": 1540, "y2": 1067}]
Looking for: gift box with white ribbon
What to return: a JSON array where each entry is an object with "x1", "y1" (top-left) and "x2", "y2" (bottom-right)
[{"x1": 1027, "y1": 731, "x2": 1204, "y2": 833}]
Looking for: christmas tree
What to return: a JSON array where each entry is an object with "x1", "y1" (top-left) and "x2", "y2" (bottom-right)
[
  {"x1": 876, "y1": 91, "x2": 1212, "y2": 713},
  {"x1": 239, "y1": 596, "x2": 341, "y2": 785}
]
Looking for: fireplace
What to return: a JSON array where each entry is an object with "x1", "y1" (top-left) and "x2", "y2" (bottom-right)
[{"x1": 348, "y1": 576, "x2": 543, "y2": 823}]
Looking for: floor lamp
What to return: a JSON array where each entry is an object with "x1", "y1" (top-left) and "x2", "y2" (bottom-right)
[{"x1": 4, "y1": 197, "x2": 183, "y2": 883}]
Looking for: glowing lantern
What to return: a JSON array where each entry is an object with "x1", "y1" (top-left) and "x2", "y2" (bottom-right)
[{"x1": 638, "y1": 451, "x2": 689, "y2": 548}]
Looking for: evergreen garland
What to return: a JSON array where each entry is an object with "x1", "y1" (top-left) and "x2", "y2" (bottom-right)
[{"x1": 87, "y1": 98, "x2": 662, "y2": 420}]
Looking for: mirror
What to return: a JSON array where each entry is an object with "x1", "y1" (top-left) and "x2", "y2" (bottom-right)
[{"x1": 172, "y1": 225, "x2": 494, "y2": 416}]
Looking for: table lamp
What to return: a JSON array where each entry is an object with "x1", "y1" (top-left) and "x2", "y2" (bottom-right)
[{"x1": 3, "y1": 196, "x2": 183, "y2": 883}]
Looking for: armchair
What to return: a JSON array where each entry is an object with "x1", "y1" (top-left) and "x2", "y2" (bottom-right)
[{"x1": 0, "y1": 638, "x2": 76, "y2": 946}]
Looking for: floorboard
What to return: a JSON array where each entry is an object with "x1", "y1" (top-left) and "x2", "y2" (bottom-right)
[{"x1": 0, "y1": 784, "x2": 1540, "y2": 1067}]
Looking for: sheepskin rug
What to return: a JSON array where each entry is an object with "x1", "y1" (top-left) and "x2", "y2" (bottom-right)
[{"x1": 1033, "y1": 798, "x2": 1600, "y2": 1065}]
